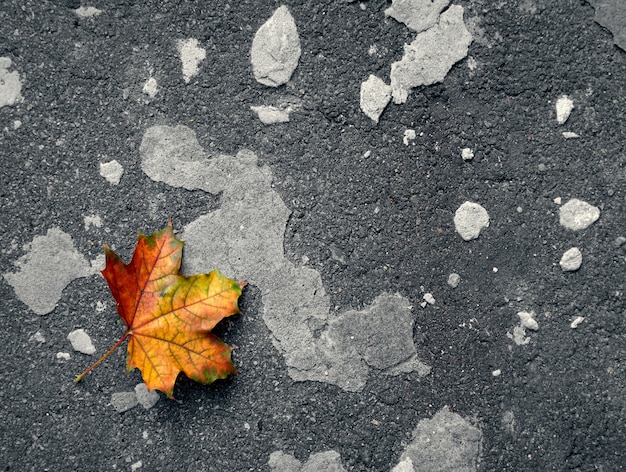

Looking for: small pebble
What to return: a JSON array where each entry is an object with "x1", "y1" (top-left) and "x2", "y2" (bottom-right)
[
  {"x1": 56, "y1": 352, "x2": 71, "y2": 361},
  {"x1": 560, "y1": 247, "x2": 582, "y2": 271},
  {"x1": 570, "y1": 316, "x2": 585, "y2": 329},
  {"x1": 461, "y1": 147, "x2": 474, "y2": 161},
  {"x1": 423, "y1": 293, "x2": 435, "y2": 305},
  {"x1": 555, "y1": 95, "x2": 574, "y2": 124},
  {"x1": 562, "y1": 131, "x2": 580, "y2": 139},
  {"x1": 142, "y1": 77, "x2": 158, "y2": 98},
  {"x1": 447, "y1": 273, "x2": 460, "y2": 288},
  {"x1": 30, "y1": 331, "x2": 46, "y2": 343},
  {"x1": 131, "y1": 461, "x2": 143, "y2": 472},
  {"x1": 492, "y1": 369, "x2": 501, "y2": 377},
  {"x1": 454, "y1": 201, "x2": 490, "y2": 241},
  {"x1": 517, "y1": 311, "x2": 538, "y2": 330},
  {"x1": 67, "y1": 329, "x2": 96, "y2": 355},
  {"x1": 403, "y1": 129, "x2": 416, "y2": 145},
  {"x1": 553, "y1": 197, "x2": 562, "y2": 205},
  {"x1": 100, "y1": 160, "x2": 124, "y2": 185},
  {"x1": 559, "y1": 198, "x2": 600, "y2": 231}
]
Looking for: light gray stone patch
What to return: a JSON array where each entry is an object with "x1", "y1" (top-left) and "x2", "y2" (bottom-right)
[
  {"x1": 251, "y1": 6, "x2": 301, "y2": 87},
  {"x1": 30, "y1": 331, "x2": 46, "y2": 343},
  {"x1": 67, "y1": 329, "x2": 96, "y2": 355},
  {"x1": 461, "y1": 147, "x2": 474, "y2": 161},
  {"x1": 74, "y1": 6, "x2": 102, "y2": 17},
  {"x1": 391, "y1": 457, "x2": 415, "y2": 472},
  {"x1": 447, "y1": 273, "x2": 460, "y2": 288},
  {"x1": 4, "y1": 228, "x2": 95, "y2": 315},
  {"x1": 559, "y1": 198, "x2": 600, "y2": 231},
  {"x1": 140, "y1": 125, "x2": 430, "y2": 391},
  {"x1": 517, "y1": 311, "x2": 538, "y2": 330},
  {"x1": 390, "y1": 5, "x2": 472, "y2": 104},
  {"x1": 111, "y1": 392, "x2": 138, "y2": 413},
  {"x1": 250, "y1": 105, "x2": 291, "y2": 124},
  {"x1": 134, "y1": 383, "x2": 159, "y2": 409},
  {"x1": 570, "y1": 316, "x2": 585, "y2": 328},
  {"x1": 99, "y1": 160, "x2": 124, "y2": 185},
  {"x1": 142, "y1": 77, "x2": 158, "y2": 98},
  {"x1": 83, "y1": 214, "x2": 102, "y2": 230},
  {"x1": 360, "y1": 74, "x2": 392, "y2": 122},
  {"x1": 268, "y1": 451, "x2": 303, "y2": 471},
  {"x1": 0, "y1": 57, "x2": 23, "y2": 108},
  {"x1": 176, "y1": 38, "x2": 206, "y2": 83},
  {"x1": 392, "y1": 407, "x2": 482, "y2": 472},
  {"x1": 385, "y1": 0, "x2": 450, "y2": 33},
  {"x1": 562, "y1": 131, "x2": 580, "y2": 139},
  {"x1": 560, "y1": 247, "x2": 582, "y2": 271},
  {"x1": 507, "y1": 311, "x2": 537, "y2": 345},
  {"x1": 269, "y1": 450, "x2": 346, "y2": 472},
  {"x1": 403, "y1": 129, "x2": 416, "y2": 145},
  {"x1": 555, "y1": 95, "x2": 574, "y2": 124},
  {"x1": 454, "y1": 201, "x2": 489, "y2": 241},
  {"x1": 589, "y1": 0, "x2": 626, "y2": 51}
]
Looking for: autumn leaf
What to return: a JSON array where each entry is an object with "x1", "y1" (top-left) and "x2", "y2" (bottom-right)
[{"x1": 75, "y1": 223, "x2": 244, "y2": 398}]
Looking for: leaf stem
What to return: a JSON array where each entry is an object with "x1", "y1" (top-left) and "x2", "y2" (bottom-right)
[{"x1": 74, "y1": 332, "x2": 130, "y2": 383}]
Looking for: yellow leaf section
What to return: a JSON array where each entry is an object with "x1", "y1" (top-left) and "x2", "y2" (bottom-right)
[
  {"x1": 126, "y1": 270, "x2": 241, "y2": 397},
  {"x1": 100, "y1": 224, "x2": 242, "y2": 398}
]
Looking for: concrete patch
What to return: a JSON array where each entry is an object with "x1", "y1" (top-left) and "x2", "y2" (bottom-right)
[
  {"x1": 0, "y1": 57, "x2": 23, "y2": 108},
  {"x1": 385, "y1": 0, "x2": 450, "y2": 33},
  {"x1": 393, "y1": 407, "x2": 482, "y2": 471},
  {"x1": 140, "y1": 125, "x2": 430, "y2": 391},
  {"x1": 269, "y1": 450, "x2": 346, "y2": 472},
  {"x1": 4, "y1": 228, "x2": 95, "y2": 315},
  {"x1": 176, "y1": 38, "x2": 206, "y2": 83},
  {"x1": 251, "y1": 6, "x2": 301, "y2": 87},
  {"x1": 360, "y1": 74, "x2": 392, "y2": 123},
  {"x1": 589, "y1": 0, "x2": 626, "y2": 51},
  {"x1": 390, "y1": 5, "x2": 472, "y2": 104}
]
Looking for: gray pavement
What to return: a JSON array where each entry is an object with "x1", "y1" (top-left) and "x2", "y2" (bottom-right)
[{"x1": 1, "y1": 1, "x2": 625, "y2": 470}]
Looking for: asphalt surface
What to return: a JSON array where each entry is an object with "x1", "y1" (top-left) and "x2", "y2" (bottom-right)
[{"x1": 1, "y1": 1, "x2": 625, "y2": 471}]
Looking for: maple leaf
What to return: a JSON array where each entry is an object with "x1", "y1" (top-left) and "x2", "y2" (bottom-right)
[{"x1": 75, "y1": 223, "x2": 244, "y2": 398}]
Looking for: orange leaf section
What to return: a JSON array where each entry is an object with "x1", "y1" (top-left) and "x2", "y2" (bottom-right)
[{"x1": 101, "y1": 224, "x2": 242, "y2": 398}]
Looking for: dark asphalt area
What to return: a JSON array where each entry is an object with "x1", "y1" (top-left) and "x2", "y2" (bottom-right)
[{"x1": 1, "y1": 1, "x2": 625, "y2": 471}]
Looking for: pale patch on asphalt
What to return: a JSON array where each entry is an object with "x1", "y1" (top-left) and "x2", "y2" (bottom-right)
[
  {"x1": 250, "y1": 6, "x2": 301, "y2": 87},
  {"x1": 555, "y1": 95, "x2": 574, "y2": 124},
  {"x1": 392, "y1": 407, "x2": 482, "y2": 471},
  {"x1": 269, "y1": 450, "x2": 346, "y2": 472},
  {"x1": 140, "y1": 124, "x2": 430, "y2": 391},
  {"x1": 111, "y1": 383, "x2": 159, "y2": 413},
  {"x1": 454, "y1": 201, "x2": 490, "y2": 241},
  {"x1": 176, "y1": 38, "x2": 206, "y2": 83},
  {"x1": 67, "y1": 329, "x2": 96, "y2": 355},
  {"x1": 390, "y1": 5, "x2": 472, "y2": 104},
  {"x1": 0, "y1": 57, "x2": 23, "y2": 108},
  {"x1": 385, "y1": 0, "x2": 450, "y2": 33},
  {"x1": 4, "y1": 228, "x2": 96, "y2": 315},
  {"x1": 559, "y1": 247, "x2": 582, "y2": 271},
  {"x1": 360, "y1": 74, "x2": 392, "y2": 123},
  {"x1": 250, "y1": 105, "x2": 291, "y2": 124},
  {"x1": 74, "y1": 6, "x2": 102, "y2": 17},
  {"x1": 83, "y1": 214, "x2": 103, "y2": 230},
  {"x1": 99, "y1": 160, "x2": 124, "y2": 185},
  {"x1": 507, "y1": 310, "x2": 539, "y2": 346},
  {"x1": 558, "y1": 198, "x2": 600, "y2": 231},
  {"x1": 589, "y1": 0, "x2": 626, "y2": 51}
]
